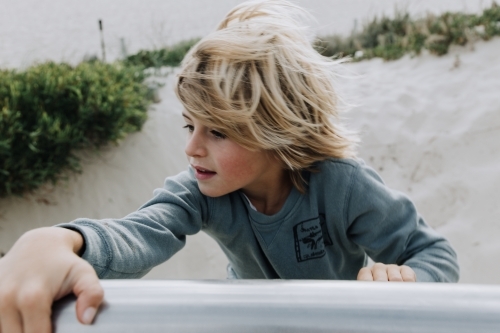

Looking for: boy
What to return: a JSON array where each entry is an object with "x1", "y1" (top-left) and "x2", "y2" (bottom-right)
[{"x1": 0, "y1": 1, "x2": 458, "y2": 332}]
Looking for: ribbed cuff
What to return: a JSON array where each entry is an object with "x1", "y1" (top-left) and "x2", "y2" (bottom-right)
[
  {"x1": 411, "y1": 266, "x2": 438, "y2": 282},
  {"x1": 55, "y1": 222, "x2": 111, "y2": 278}
]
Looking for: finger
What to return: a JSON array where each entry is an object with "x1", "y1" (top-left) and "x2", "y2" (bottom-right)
[
  {"x1": 71, "y1": 264, "x2": 104, "y2": 325},
  {"x1": 22, "y1": 305, "x2": 51, "y2": 333},
  {"x1": 17, "y1": 285, "x2": 52, "y2": 333},
  {"x1": 0, "y1": 308, "x2": 22, "y2": 333},
  {"x1": 22, "y1": 298, "x2": 52, "y2": 333},
  {"x1": 371, "y1": 263, "x2": 389, "y2": 281},
  {"x1": 357, "y1": 267, "x2": 374, "y2": 281},
  {"x1": 387, "y1": 265, "x2": 403, "y2": 282},
  {"x1": 0, "y1": 287, "x2": 22, "y2": 333},
  {"x1": 401, "y1": 265, "x2": 417, "y2": 282}
]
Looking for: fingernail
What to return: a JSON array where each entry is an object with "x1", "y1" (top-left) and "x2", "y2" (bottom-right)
[{"x1": 82, "y1": 307, "x2": 97, "y2": 325}]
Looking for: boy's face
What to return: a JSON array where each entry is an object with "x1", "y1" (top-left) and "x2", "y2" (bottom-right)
[{"x1": 183, "y1": 111, "x2": 283, "y2": 198}]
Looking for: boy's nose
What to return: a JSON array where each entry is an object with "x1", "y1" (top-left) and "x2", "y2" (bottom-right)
[{"x1": 184, "y1": 132, "x2": 207, "y2": 158}]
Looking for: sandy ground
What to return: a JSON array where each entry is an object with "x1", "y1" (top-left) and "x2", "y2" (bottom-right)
[{"x1": 1, "y1": 1, "x2": 499, "y2": 284}]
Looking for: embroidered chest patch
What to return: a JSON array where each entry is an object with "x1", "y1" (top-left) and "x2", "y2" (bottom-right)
[{"x1": 293, "y1": 215, "x2": 332, "y2": 262}]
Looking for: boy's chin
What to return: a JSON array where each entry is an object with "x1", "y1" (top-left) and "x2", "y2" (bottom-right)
[{"x1": 196, "y1": 183, "x2": 231, "y2": 198}]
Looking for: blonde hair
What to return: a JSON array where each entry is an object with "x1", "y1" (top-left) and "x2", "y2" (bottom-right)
[{"x1": 175, "y1": 0, "x2": 357, "y2": 193}]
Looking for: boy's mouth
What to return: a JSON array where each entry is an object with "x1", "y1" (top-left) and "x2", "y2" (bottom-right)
[{"x1": 192, "y1": 165, "x2": 217, "y2": 180}]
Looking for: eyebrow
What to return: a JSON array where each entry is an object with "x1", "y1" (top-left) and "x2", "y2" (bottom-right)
[{"x1": 182, "y1": 113, "x2": 191, "y2": 120}]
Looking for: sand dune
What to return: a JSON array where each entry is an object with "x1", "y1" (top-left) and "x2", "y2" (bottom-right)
[
  {"x1": 1, "y1": 38, "x2": 499, "y2": 283},
  {"x1": 1, "y1": 1, "x2": 499, "y2": 284}
]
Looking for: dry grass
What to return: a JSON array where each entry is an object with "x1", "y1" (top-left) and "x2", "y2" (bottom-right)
[{"x1": 314, "y1": 2, "x2": 500, "y2": 61}]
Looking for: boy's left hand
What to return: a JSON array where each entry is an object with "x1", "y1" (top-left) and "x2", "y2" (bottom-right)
[{"x1": 357, "y1": 263, "x2": 416, "y2": 282}]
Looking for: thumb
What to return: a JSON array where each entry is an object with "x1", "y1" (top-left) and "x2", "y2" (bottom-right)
[{"x1": 70, "y1": 263, "x2": 104, "y2": 325}]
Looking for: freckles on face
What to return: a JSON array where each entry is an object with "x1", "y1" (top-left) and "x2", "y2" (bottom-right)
[
  {"x1": 218, "y1": 145, "x2": 262, "y2": 180},
  {"x1": 200, "y1": 141, "x2": 271, "y2": 197}
]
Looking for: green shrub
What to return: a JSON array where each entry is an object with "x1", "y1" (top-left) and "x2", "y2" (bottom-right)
[
  {"x1": 124, "y1": 38, "x2": 200, "y2": 68},
  {"x1": 0, "y1": 61, "x2": 153, "y2": 197},
  {"x1": 315, "y1": 2, "x2": 500, "y2": 61}
]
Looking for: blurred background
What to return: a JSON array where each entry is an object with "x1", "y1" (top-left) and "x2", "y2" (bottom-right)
[
  {"x1": 0, "y1": 0, "x2": 494, "y2": 68},
  {"x1": 0, "y1": 0, "x2": 498, "y2": 283}
]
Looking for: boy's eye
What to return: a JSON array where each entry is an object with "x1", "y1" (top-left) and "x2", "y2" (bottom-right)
[
  {"x1": 183, "y1": 124, "x2": 194, "y2": 133},
  {"x1": 211, "y1": 130, "x2": 226, "y2": 139}
]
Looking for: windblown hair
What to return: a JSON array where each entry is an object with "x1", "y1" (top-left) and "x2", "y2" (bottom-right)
[{"x1": 175, "y1": 0, "x2": 357, "y2": 193}]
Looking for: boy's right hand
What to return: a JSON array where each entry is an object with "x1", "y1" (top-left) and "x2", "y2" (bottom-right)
[{"x1": 0, "y1": 227, "x2": 104, "y2": 333}]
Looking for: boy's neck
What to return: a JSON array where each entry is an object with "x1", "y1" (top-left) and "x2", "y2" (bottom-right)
[{"x1": 242, "y1": 173, "x2": 293, "y2": 216}]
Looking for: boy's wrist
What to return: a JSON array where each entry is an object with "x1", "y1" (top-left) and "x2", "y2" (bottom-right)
[
  {"x1": 63, "y1": 228, "x2": 85, "y2": 255},
  {"x1": 18, "y1": 227, "x2": 85, "y2": 255}
]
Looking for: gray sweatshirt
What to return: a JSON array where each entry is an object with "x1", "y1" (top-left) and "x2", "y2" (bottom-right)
[{"x1": 58, "y1": 158, "x2": 459, "y2": 282}]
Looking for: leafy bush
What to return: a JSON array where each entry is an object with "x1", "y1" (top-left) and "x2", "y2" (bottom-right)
[
  {"x1": 124, "y1": 38, "x2": 200, "y2": 68},
  {"x1": 0, "y1": 61, "x2": 153, "y2": 196},
  {"x1": 315, "y1": 2, "x2": 500, "y2": 61}
]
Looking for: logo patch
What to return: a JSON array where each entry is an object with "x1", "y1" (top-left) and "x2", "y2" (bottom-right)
[{"x1": 293, "y1": 217, "x2": 326, "y2": 262}]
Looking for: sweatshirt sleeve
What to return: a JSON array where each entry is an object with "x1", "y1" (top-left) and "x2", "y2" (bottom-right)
[
  {"x1": 344, "y1": 162, "x2": 460, "y2": 282},
  {"x1": 56, "y1": 169, "x2": 209, "y2": 279}
]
